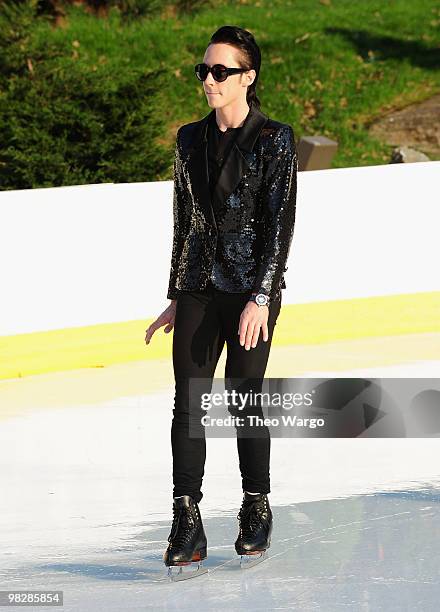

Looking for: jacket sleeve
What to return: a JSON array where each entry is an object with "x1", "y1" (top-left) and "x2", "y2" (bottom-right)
[
  {"x1": 251, "y1": 124, "x2": 298, "y2": 300},
  {"x1": 167, "y1": 128, "x2": 187, "y2": 300}
]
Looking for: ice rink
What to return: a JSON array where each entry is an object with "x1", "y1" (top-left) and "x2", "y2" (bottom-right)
[{"x1": 1, "y1": 351, "x2": 440, "y2": 611}]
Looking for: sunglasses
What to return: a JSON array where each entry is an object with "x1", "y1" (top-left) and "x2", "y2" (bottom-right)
[{"x1": 195, "y1": 63, "x2": 250, "y2": 83}]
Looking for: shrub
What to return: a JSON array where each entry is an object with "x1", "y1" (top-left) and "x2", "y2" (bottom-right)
[{"x1": 0, "y1": 0, "x2": 169, "y2": 189}]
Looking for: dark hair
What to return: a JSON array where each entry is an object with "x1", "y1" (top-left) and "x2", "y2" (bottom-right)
[{"x1": 209, "y1": 26, "x2": 262, "y2": 109}]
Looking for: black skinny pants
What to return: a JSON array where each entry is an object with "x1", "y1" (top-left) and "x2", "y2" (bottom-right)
[{"x1": 171, "y1": 279, "x2": 282, "y2": 504}]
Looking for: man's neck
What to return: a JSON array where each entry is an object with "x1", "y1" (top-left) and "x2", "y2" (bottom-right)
[{"x1": 215, "y1": 100, "x2": 250, "y2": 131}]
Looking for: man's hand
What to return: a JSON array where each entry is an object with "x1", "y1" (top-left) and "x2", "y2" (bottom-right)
[
  {"x1": 238, "y1": 301, "x2": 269, "y2": 350},
  {"x1": 145, "y1": 301, "x2": 177, "y2": 345}
]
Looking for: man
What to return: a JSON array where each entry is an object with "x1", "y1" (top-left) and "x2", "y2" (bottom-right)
[{"x1": 145, "y1": 25, "x2": 297, "y2": 579}]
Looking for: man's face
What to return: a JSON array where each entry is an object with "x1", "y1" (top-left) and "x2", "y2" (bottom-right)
[{"x1": 201, "y1": 43, "x2": 255, "y2": 109}]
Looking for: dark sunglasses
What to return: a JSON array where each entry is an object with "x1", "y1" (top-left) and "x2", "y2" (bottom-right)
[{"x1": 195, "y1": 63, "x2": 249, "y2": 83}]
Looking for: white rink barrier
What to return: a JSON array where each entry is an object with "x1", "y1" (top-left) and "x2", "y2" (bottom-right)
[{"x1": 1, "y1": 161, "x2": 439, "y2": 336}]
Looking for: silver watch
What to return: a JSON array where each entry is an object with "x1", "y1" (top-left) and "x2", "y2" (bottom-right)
[{"x1": 249, "y1": 293, "x2": 270, "y2": 307}]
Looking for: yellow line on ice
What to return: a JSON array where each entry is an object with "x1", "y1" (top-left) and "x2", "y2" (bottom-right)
[{"x1": 1, "y1": 291, "x2": 439, "y2": 381}]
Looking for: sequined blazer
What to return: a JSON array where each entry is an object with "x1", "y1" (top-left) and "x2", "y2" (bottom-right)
[{"x1": 167, "y1": 100, "x2": 298, "y2": 302}]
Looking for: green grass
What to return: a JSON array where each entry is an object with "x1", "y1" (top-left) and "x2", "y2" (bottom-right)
[{"x1": 22, "y1": 0, "x2": 440, "y2": 175}]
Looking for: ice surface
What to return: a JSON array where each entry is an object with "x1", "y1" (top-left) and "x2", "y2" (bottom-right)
[{"x1": 1, "y1": 363, "x2": 440, "y2": 610}]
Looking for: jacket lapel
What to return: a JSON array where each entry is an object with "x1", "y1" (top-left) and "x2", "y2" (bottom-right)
[{"x1": 185, "y1": 101, "x2": 269, "y2": 230}]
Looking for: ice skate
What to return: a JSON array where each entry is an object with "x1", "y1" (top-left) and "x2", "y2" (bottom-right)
[
  {"x1": 163, "y1": 495, "x2": 208, "y2": 581},
  {"x1": 235, "y1": 492, "x2": 273, "y2": 569}
]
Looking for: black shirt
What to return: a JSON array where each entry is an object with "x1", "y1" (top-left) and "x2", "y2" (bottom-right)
[{"x1": 207, "y1": 112, "x2": 242, "y2": 205}]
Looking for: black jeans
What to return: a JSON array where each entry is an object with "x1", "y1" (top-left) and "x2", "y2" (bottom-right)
[{"x1": 171, "y1": 279, "x2": 282, "y2": 504}]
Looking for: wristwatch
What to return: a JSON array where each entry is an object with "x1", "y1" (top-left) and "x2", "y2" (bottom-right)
[{"x1": 249, "y1": 292, "x2": 270, "y2": 307}]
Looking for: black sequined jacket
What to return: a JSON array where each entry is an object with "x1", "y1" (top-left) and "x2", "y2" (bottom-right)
[{"x1": 167, "y1": 100, "x2": 298, "y2": 301}]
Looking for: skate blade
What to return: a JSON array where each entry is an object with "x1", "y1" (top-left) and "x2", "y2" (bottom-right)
[
  {"x1": 239, "y1": 549, "x2": 268, "y2": 569},
  {"x1": 166, "y1": 560, "x2": 209, "y2": 581}
]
